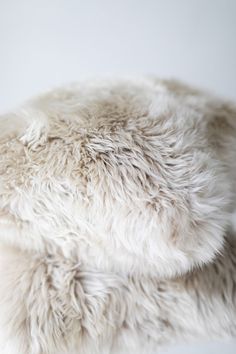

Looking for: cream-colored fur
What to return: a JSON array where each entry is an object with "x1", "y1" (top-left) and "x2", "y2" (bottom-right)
[{"x1": 0, "y1": 78, "x2": 235, "y2": 354}]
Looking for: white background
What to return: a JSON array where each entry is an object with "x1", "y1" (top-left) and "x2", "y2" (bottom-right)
[
  {"x1": 0, "y1": 0, "x2": 236, "y2": 113},
  {"x1": 0, "y1": 0, "x2": 236, "y2": 352}
]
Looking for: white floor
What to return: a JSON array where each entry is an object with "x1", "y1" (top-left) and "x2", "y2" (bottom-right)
[{"x1": 161, "y1": 340, "x2": 236, "y2": 354}]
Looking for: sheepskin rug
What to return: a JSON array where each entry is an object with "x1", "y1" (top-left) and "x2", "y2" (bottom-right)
[{"x1": 0, "y1": 78, "x2": 235, "y2": 354}]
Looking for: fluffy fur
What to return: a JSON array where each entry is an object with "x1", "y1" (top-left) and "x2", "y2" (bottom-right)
[{"x1": 0, "y1": 78, "x2": 235, "y2": 353}]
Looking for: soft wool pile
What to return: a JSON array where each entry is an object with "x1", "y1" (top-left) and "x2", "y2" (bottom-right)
[{"x1": 0, "y1": 78, "x2": 235, "y2": 354}]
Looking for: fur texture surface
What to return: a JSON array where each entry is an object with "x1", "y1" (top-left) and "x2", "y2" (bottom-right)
[{"x1": 0, "y1": 78, "x2": 235, "y2": 353}]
